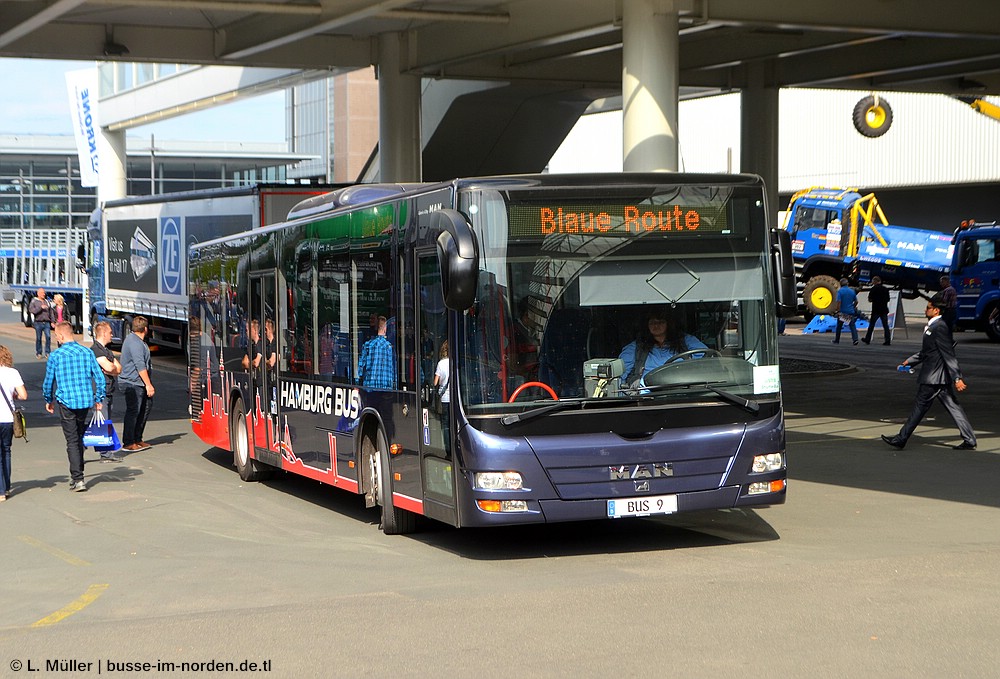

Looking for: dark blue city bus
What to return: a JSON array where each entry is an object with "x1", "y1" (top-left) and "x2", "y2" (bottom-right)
[{"x1": 189, "y1": 174, "x2": 795, "y2": 534}]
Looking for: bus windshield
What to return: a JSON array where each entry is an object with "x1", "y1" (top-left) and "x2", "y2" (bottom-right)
[{"x1": 456, "y1": 181, "x2": 779, "y2": 413}]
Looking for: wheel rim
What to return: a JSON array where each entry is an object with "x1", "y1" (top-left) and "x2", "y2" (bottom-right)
[
  {"x1": 866, "y1": 105, "x2": 887, "y2": 129},
  {"x1": 810, "y1": 287, "x2": 833, "y2": 310},
  {"x1": 372, "y1": 452, "x2": 382, "y2": 505},
  {"x1": 236, "y1": 411, "x2": 249, "y2": 467}
]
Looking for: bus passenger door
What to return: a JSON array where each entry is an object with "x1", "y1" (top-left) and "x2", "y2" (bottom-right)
[
  {"x1": 416, "y1": 252, "x2": 457, "y2": 523},
  {"x1": 249, "y1": 273, "x2": 279, "y2": 459}
]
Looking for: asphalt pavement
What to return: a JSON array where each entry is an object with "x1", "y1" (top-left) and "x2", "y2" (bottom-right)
[{"x1": 0, "y1": 305, "x2": 998, "y2": 678}]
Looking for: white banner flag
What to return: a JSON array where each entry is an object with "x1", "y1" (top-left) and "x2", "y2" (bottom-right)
[{"x1": 65, "y1": 68, "x2": 101, "y2": 188}]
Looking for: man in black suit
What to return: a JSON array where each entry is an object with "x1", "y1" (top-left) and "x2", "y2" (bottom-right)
[
  {"x1": 861, "y1": 276, "x2": 891, "y2": 345},
  {"x1": 881, "y1": 293, "x2": 977, "y2": 450}
]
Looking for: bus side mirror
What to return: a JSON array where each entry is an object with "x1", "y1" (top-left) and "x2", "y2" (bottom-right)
[
  {"x1": 772, "y1": 228, "x2": 797, "y2": 317},
  {"x1": 432, "y1": 209, "x2": 479, "y2": 311}
]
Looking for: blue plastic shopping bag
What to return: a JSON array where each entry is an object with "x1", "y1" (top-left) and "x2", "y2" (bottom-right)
[{"x1": 84, "y1": 410, "x2": 121, "y2": 450}]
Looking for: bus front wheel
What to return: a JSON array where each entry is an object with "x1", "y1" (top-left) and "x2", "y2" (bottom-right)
[{"x1": 365, "y1": 429, "x2": 417, "y2": 535}]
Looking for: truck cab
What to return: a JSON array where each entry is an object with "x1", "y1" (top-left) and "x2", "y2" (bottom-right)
[
  {"x1": 951, "y1": 221, "x2": 1000, "y2": 340},
  {"x1": 784, "y1": 187, "x2": 952, "y2": 316}
]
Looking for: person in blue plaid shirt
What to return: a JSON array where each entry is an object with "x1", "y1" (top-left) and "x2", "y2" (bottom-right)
[
  {"x1": 43, "y1": 322, "x2": 106, "y2": 492},
  {"x1": 357, "y1": 315, "x2": 396, "y2": 390}
]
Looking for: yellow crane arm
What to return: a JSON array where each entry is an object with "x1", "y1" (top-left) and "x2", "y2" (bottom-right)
[{"x1": 953, "y1": 95, "x2": 1000, "y2": 122}]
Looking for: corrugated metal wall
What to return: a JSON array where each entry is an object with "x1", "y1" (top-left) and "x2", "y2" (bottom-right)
[{"x1": 777, "y1": 89, "x2": 1000, "y2": 193}]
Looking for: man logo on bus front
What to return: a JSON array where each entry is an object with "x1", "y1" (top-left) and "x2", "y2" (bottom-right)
[{"x1": 609, "y1": 463, "x2": 674, "y2": 481}]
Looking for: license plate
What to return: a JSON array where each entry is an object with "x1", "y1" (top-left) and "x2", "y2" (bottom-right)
[{"x1": 607, "y1": 494, "x2": 678, "y2": 518}]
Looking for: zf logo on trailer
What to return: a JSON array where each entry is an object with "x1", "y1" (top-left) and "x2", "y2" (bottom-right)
[{"x1": 160, "y1": 217, "x2": 182, "y2": 294}]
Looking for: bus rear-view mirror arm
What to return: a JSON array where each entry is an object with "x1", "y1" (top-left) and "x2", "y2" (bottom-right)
[
  {"x1": 772, "y1": 228, "x2": 797, "y2": 317},
  {"x1": 433, "y1": 209, "x2": 480, "y2": 311}
]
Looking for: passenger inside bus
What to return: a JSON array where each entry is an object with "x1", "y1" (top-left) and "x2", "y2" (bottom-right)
[
  {"x1": 618, "y1": 306, "x2": 708, "y2": 387},
  {"x1": 242, "y1": 319, "x2": 262, "y2": 371},
  {"x1": 263, "y1": 318, "x2": 277, "y2": 371}
]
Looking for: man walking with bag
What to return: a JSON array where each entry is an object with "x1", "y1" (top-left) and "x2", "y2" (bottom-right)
[
  {"x1": 881, "y1": 293, "x2": 977, "y2": 451},
  {"x1": 43, "y1": 322, "x2": 106, "y2": 492},
  {"x1": 120, "y1": 316, "x2": 155, "y2": 452},
  {"x1": 92, "y1": 321, "x2": 123, "y2": 462}
]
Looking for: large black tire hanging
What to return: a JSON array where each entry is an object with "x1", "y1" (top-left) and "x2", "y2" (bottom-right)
[
  {"x1": 802, "y1": 275, "x2": 841, "y2": 316},
  {"x1": 853, "y1": 95, "x2": 893, "y2": 137}
]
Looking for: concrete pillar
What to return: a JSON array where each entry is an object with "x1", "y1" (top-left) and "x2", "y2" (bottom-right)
[
  {"x1": 622, "y1": 0, "x2": 679, "y2": 172},
  {"x1": 378, "y1": 33, "x2": 422, "y2": 182},
  {"x1": 740, "y1": 63, "x2": 780, "y2": 218},
  {"x1": 97, "y1": 127, "x2": 127, "y2": 203}
]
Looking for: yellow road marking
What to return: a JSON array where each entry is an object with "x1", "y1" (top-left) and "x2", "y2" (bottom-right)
[
  {"x1": 18, "y1": 535, "x2": 90, "y2": 567},
  {"x1": 31, "y1": 584, "x2": 109, "y2": 627}
]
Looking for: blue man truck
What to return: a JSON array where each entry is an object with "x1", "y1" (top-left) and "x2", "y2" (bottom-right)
[
  {"x1": 782, "y1": 187, "x2": 953, "y2": 316},
  {"x1": 951, "y1": 219, "x2": 1000, "y2": 341}
]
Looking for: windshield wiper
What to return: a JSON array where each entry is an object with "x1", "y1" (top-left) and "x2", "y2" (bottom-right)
[
  {"x1": 500, "y1": 400, "x2": 584, "y2": 426},
  {"x1": 626, "y1": 381, "x2": 761, "y2": 415}
]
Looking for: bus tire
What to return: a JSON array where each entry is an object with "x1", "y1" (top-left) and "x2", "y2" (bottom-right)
[
  {"x1": 367, "y1": 429, "x2": 417, "y2": 535},
  {"x1": 232, "y1": 398, "x2": 264, "y2": 482},
  {"x1": 984, "y1": 303, "x2": 1000, "y2": 342},
  {"x1": 853, "y1": 95, "x2": 893, "y2": 137},
  {"x1": 802, "y1": 275, "x2": 840, "y2": 316},
  {"x1": 21, "y1": 294, "x2": 33, "y2": 327}
]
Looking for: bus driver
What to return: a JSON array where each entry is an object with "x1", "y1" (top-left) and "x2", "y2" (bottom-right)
[{"x1": 619, "y1": 306, "x2": 707, "y2": 387}]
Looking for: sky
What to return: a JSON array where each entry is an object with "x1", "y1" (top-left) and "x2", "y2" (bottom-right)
[
  {"x1": 1, "y1": 57, "x2": 745, "y2": 172},
  {"x1": 0, "y1": 58, "x2": 287, "y2": 143}
]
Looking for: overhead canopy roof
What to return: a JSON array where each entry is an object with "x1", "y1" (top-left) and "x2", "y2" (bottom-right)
[{"x1": 3, "y1": 0, "x2": 1000, "y2": 97}]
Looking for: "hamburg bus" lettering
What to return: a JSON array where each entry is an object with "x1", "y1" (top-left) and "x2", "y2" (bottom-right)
[{"x1": 280, "y1": 383, "x2": 361, "y2": 418}]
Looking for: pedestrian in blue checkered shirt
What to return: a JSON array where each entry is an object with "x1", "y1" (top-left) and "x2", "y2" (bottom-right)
[
  {"x1": 43, "y1": 322, "x2": 106, "y2": 492},
  {"x1": 357, "y1": 315, "x2": 396, "y2": 390}
]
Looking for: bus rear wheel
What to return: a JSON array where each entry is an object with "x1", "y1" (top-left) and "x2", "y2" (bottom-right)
[
  {"x1": 365, "y1": 429, "x2": 417, "y2": 535},
  {"x1": 232, "y1": 399, "x2": 266, "y2": 482}
]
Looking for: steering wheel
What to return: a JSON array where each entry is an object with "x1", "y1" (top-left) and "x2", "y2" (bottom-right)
[
  {"x1": 641, "y1": 348, "x2": 723, "y2": 387},
  {"x1": 508, "y1": 381, "x2": 560, "y2": 403},
  {"x1": 663, "y1": 348, "x2": 721, "y2": 364}
]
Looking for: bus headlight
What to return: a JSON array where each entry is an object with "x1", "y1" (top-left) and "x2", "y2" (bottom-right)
[
  {"x1": 751, "y1": 452, "x2": 784, "y2": 473},
  {"x1": 474, "y1": 471, "x2": 523, "y2": 490}
]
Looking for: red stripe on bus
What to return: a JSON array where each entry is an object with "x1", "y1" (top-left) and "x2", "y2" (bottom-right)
[{"x1": 392, "y1": 493, "x2": 424, "y2": 514}]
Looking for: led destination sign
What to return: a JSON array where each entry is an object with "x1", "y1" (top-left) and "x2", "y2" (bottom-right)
[{"x1": 508, "y1": 202, "x2": 732, "y2": 238}]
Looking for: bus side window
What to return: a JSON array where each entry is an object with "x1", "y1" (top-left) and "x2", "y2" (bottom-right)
[
  {"x1": 288, "y1": 244, "x2": 314, "y2": 376},
  {"x1": 317, "y1": 246, "x2": 351, "y2": 379},
  {"x1": 352, "y1": 248, "x2": 394, "y2": 389}
]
